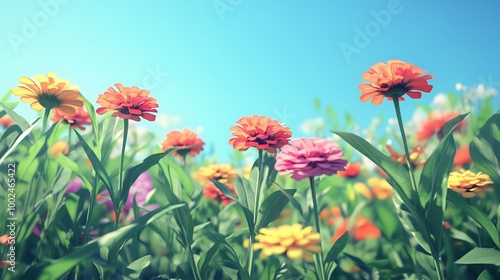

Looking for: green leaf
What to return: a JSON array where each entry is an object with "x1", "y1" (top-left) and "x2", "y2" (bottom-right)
[
  {"x1": 477, "y1": 269, "x2": 495, "y2": 280},
  {"x1": 333, "y1": 131, "x2": 413, "y2": 202},
  {"x1": 234, "y1": 175, "x2": 254, "y2": 209},
  {"x1": 125, "y1": 255, "x2": 151, "y2": 279},
  {"x1": 121, "y1": 148, "x2": 176, "y2": 209},
  {"x1": 0, "y1": 102, "x2": 34, "y2": 142},
  {"x1": 65, "y1": 193, "x2": 80, "y2": 226},
  {"x1": 455, "y1": 247, "x2": 500, "y2": 265},
  {"x1": 418, "y1": 113, "x2": 466, "y2": 255},
  {"x1": 22, "y1": 203, "x2": 184, "y2": 280},
  {"x1": 255, "y1": 189, "x2": 296, "y2": 231},
  {"x1": 470, "y1": 110, "x2": 500, "y2": 196},
  {"x1": 211, "y1": 179, "x2": 238, "y2": 202},
  {"x1": 0, "y1": 119, "x2": 39, "y2": 165},
  {"x1": 447, "y1": 190, "x2": 500, "y2": 248},
  {"x1": 325, "y1": 231, "x2": 348, "y2": 274}
]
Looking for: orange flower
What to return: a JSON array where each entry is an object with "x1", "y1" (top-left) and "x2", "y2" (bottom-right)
[
  {"x1": 337, "y1": 162, "x2": 361, "y2": 178},
  {"x1": 96, "y1": 83, "x2": 158, "y2": 122},
  {"x1": 416, "y1": 111, "x2": 467, "y2": 142},
  {"x1": 367, "y1": 177, "x2": 392, "y2": 200},
  {"x1": 49, "y1": 141, "x2": 69, "y2": 158},
  {"x1": 0, "y1": 115, "x2": 14, "y2": 128},
  {"x1": 448, "y1": 169, "x2": 493, "y2": 198},
  {"x1": 0, "y1": 234, "x2": 9, "y2": 245},
  {"x1": 194, "y1": 164, "x2": 238, "y2": 184},
  {"x1": 203, "y1": 182, "x2": 237, "y2": 206},
  {"x1": 332, "y1": 216, "x2": 381, "y2": 242},
  {"x1": 11, "y1": 72, "x2": 83, "y2": 114},
  {"x1": 51, "y1": 105, "x2": 91, "y2": 130},
  {"x1": 359, "y1": 60, "x2": 433, "y2": 105},
  {"x1": 161, "y1": 128, "x2": 205, "y2": 159},
  {"x1": 386, "y1": 145, "x2": 426, "y2": 169},
  {"x1": 320, "y1": 206, "x2": 342, "y2": 226},
  {"x1": 454, "y1": 145, "x2": 472, "y2": 166},
  {"x1": 229, "y1": 115, "x2": 292, "y2": 153}
]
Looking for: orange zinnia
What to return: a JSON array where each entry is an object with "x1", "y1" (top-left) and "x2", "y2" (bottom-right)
[
  {"x1": 386, "y1": 145, "x2": 426, "y2": 169},
  {"x1": 332, "y1": 216, "x2": 381, "y2": 242},
  {"x1": 416, "y1": 111, "x2": 467, "y2": 142},
  {"x1": 359, "y1": 60, "x2": 433, "y2": 105},
  {"x1": 161, "y1": 128, "x2": 205, "y2": 158},
  {"x1": 96, "y1": 83, "x2": 158, "y2": 122},
  {"x1": 51, "y1": 105, "x2": 91, "y2": 130},
  {"x1": 337, "y1": 162, "x2": 361, "y2": 178},
  {"x1": 229, "y1": 115, "x2": 292, "y2": 153},
  {"x1": 0, "y1": 115, "x2": 14, "y2": 128},
  {"x1": 203, "y1": 182, "x2": 237, "y2": 206}
]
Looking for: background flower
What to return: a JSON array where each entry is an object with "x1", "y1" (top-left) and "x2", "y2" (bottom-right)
[
  {"x1": 416, "y1": 111, "x2": 467, "y2": 142},
  {"x1": 161, "y1": 128, "x2": 205, "y2": 159},
  {"x1": 448, "y1": 169, "x2": 493, "y2": 198},
  {"x1": 194, "y1": 164, "x2": 237, "y2": 184},
  {"x1": 51, "y1": 106, "x2": 91, "y2": 130},
  {"x1": 275, "y1": 138, "x2": 348, "y2": 180},
  {"x1": 203, "y1": 182, "x2": 237, "y2": 206},
  {"x1": 229, "y1": 115, "x2": 292, "y2": 153}
]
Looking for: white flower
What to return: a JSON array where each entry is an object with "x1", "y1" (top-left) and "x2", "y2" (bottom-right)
[{"x1": 432, "y1": 93, "x2": 448, "y2": 108}]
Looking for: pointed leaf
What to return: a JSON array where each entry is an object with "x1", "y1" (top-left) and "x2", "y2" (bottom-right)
[
  {"x1": 255, "y1": 189, "x2": 296, "y2": 231},
  {"x1": 455, "y1": 247, "x2": 500, "y2": 265}
]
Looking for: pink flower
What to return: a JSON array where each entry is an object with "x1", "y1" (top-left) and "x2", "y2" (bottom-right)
[{"x1": 275, "y1": 138, "x2": 348, "y2": 180}]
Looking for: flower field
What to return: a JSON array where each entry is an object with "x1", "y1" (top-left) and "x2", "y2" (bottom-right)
[{"x1": 0, "y1": 61, "x2": 499, "y2": 280}]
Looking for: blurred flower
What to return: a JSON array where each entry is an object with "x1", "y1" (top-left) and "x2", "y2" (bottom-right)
[
  {"x1": 51, "y1": 105, "x2": 91, "y2": 130},
  {"x1": 161, "y1": 128, "x2": 205, "y2": 159},
  {"x1": 242, "y1": 165, "x2": 252, "y2": 179},
  {"x1": 194, "y1": 164, "x2": 237, "y2": 184},
  {"x1": 0, "y1": 235, "x2": 9, "y2": 245},
  {"x1": 0, "y1": 261, "x2": 9, "y2": 269},
  {"x1": 320, "y1": 206, "x2": 342, "y2": 226},
  {"x1": 432, "y1": 93, "x2": 448, "y2": 108},
  {"x1": 455, "y1": 83, "x2": 465, "y2": 91},
  {"x1": 229, "y1": 115, "x2": 292, "y2": 153},
  {"x1": 203, "y1": 182, "x2": 237, "y2": 206},
  {"x1": 66, "y1": 177, "x2": 83, "y2": 195},
  {"x1": 98, "y1": 172, "x2": 155, "y2": 222},
  {"x1": 359, "y1": 60, "x2": 433, "y2": 105},
  {"x1": 332, "y1": 215, "x2": 381, "y2": 242},
  {"x1": 448, "y1": 169, "x2": 493, "y2": 198},
  {"x1": 352, "y1": 182, "x2": 372, "y2": 200},
  {"x1": 367, "y1": 177, "x2": 393, "y2": 200},
  {"x1": 96, "y1": 83, "x2": 158, "y2": 122},
  {"x1": 386, "y1": 144, "x2": 426, "y2": 169},
  {"x1": 11, "y1": 72, "x2": 83, "y2": 114},
  {"x1": 416, "y1": 111, "x2": 467, "y2": 142},
  {"x1": 454, "y1": 145, "x2": 472, "y2": 166},
  {"x1": 49, "y1": 141, "x2": 69, "y2": 158},
  {"x1": 275, "y1": 138, "x2": 348, "y2": 181},
  {"x1": 337, "y1": 162, "x2": 361, "y2": 178},
  {"x1": 0, "y1": 115, "x2": 14, "y2": 128},
  {"x1": 252, "y1": 223, "x2": 320, "y2": 261}
]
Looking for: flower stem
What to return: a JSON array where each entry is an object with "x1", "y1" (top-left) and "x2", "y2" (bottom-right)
[
  {"x1": 187, "y1": 244, "x2": 202, "y2": 280},
  {"x1": 310, "y1": 176, "x2": 327, "y2": 280},
  {"x1": 393, "y1": 99, "x2": 418, "y2": 192},
  {"x1": 116, "y1": 119, "x2": 129, "y2": 229},
  {"x1": 42, "y1": 108, "x2": 50, "y2": 134},
  {"x1": 247, "y1": 149, "x2": 264, "y2": 277},
  {"x1": 83, "y1": 175, "x2": 98, "y2": 244}
]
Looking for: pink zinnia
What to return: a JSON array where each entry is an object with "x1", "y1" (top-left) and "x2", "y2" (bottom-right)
[{"x1": 275, "y1": 138, "x2": 348, "y2": 180}]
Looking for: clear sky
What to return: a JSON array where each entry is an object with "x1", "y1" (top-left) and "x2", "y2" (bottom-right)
[{"x1": 1, "y1": 0, "x2": 499, "y2": 162}]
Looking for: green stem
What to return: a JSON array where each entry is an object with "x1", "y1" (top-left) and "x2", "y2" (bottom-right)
[
  {"x1": 310, "y1": 176, "x2": 327, "y2": 280},
  {"x1": 187, "y1": 244, "x2": 202, "y2": 280},
  {"x1": 116, "y1": 119, "x2": 129, "y2": 229},
  {"x1": 42, "y1": 108, "x2": 50, "y2": 134},
  {"x1": 433, "y1": 257, "x2": 444, "y2": 280},
  {"x1": 83, "y1": 175, "x2": 98, "y2": 244},
  {"x1": 67, "y1": 127, "x2": 72, "y2": 154},
  {"x1": 392, "y1": 99, "x2": 418, "y2": 192},
  {"x1": 247, "y1": 149, "x2": 264, "y2": 277}
]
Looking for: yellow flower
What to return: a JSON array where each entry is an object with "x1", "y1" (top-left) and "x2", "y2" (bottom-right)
[
  {"x1": 242, "y1": 164, "x2": 252, "y2": 179},
  {"x1": 367, "y1": 177, "x2": 392, "y2": 200},
  {"x1": 194, "y1": 164, "x2": 238, "y2": 184},
  {"x1": 448, "y1": 169, "x2": 493, "y2": 198},
  {"x1": 11, "y1": 72, "x2": 83, "y2": 114},
  {"x1": 252, "y1": 223, "x2": 320, "y2": 261},
  {"x1": 50, "y1": 141, "x2": 69, "y2": 158}
]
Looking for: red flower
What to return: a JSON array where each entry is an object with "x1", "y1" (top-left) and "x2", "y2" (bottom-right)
[
  {"x1": 161, "y1": 128, "x2": 205, "y2": 159},
  {"x1": 203, "y1": 182, "x2": 237, "y2": 206},
  {"x1": 454, "y1": 145, "x2": 472, "y2": 166},
  {"x1": 359, "y1": 60, "x2": 433, "y2": 105},
  {"x1": 337, "y1": 162, "x2": 361, "y2": 178},
  {"x1": 416, "y1": 111, "x2": 467, "y2": 142},
  {"x1": 332, "y1": 216, "x2": 381, "y2": 242},
  {"x1": 0, "y1": 115, "x2": 14, "y2": 128},
  {"x1": 229, "y1": 115, "x2": 292, "y2": 153},
  {"x1": 96, "y1": 83, "x2": 158, "y2": 122}
]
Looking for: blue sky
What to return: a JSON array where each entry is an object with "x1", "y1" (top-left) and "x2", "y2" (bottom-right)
[{"x1": 1, "y1": 0, "x2": 499, "y2": 162}]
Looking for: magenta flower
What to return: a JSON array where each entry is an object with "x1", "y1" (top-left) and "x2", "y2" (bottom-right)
[
  {"x1": 65, "y1": 177, "x2": 83, "y2": 195},
  {"x1": 275, "y1": 138, "x2": 348, "y2": 180}
]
